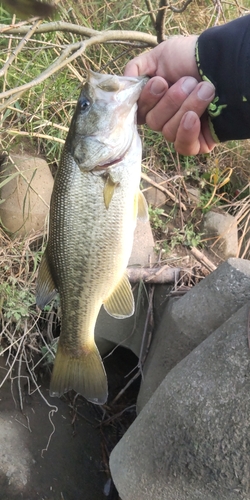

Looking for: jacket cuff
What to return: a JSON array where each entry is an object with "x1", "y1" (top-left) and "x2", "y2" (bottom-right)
[{"x1": 195, "y1": 15, "x2": 250, "y2": 142}]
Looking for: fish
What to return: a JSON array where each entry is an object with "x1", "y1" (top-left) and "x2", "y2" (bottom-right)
[
  {"x1": 36, "y1": 70, "x2": 148, "y2": 405},
  {"x1": 2, "y1": 0, "x2": 56, "y2": 19}
]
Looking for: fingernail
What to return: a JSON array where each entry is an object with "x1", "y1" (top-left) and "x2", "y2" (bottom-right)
[
  {"x1": 181, "y1": 77, "x2": 197, "y2": 95},
  {"x1": 150, "y1": 79, "x2": 167, "y2": 96},
  {"x1": 183, "y1": 111, "x2": 196, "y2": 130},
  {"x1": 197, "y1": 82, "x2": 215, "y2": 100}
]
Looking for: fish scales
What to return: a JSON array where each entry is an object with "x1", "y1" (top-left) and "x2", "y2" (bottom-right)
[
  {"x1": 50, "y1": 147, "x2": 138, "y2": 342},
  {"x1": 36, "y1": 71, "x2": 148, "y2": 404}
]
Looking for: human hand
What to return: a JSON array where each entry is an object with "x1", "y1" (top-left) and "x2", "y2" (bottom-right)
[{"x1": 124, "y1": 36, "x2": 216, "y2": 155}]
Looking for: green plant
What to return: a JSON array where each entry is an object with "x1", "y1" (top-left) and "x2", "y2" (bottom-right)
[
  {"x1": 183, "y1": 224, "x2": 203, "y2": 247},
  {"x1": 148, "y1": 205, "x2": 166, "y2": 231},
  {"x1": 0, "y1": 278, "x2": 35, "y2": 325}
]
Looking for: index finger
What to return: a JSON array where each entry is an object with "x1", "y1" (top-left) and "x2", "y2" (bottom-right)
[{"x1": 124, "y1": 51, "x2": 158, "y2": 78}]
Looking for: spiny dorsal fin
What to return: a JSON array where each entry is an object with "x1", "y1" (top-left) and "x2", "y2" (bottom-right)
[
  {"x1": 36, "y1": 250, "x2": 57, "y2": 309},
  {"x1": 103, "y1": 274, "x2": 134, "y2": 319}
]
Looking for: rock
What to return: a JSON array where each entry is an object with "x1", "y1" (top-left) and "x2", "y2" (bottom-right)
[
  {"x1": 0, "y1": 154, "x2": 53, "y2": 236},
  {"x1": 0, "y1": 414, "x2": 31, "y2": 489},
  {"x1": 202, "y1": 210, "x2": 238, "y2": 260},
  {"x1": 137, "y1": 258, "x2": 250, "y2": 412},
  {"x1": 110, "y1": 303, "x2": 250, "y2": 500},
  {"x1": 142, "y1": 172, "x2": 167, "y2": 208},
  {"x1": 95, "y1": 284, "x2": 150, "y2": 357},
  {"x1": 129, "y1": 218, "x2": 156, "y2": 267},
  {"x1": 186, "y1": 186, "x2": 200, "y2": 205}
]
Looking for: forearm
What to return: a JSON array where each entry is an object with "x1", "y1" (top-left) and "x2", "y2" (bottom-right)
[{"x1": 196, "y1": 15, "x2": 250, "y2": 141}]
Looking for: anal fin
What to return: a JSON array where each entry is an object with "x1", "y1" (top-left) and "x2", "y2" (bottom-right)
[
  {"x1": 103, "y1": 273, "x2": 134, "y2": 319},
  {"x1": 36, "y1": 250, "x2": 57, "y2": 309}
]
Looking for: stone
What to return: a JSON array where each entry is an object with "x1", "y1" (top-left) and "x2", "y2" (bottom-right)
[
  {"x1": 142, "y1": 172, "x2": 167, "y2": 208},
  {"x1": 95, "y1": 283, "x2": 150, "y2": 357},
  {"x1": 129, "y1": 218, "x2": 156, "y2": 267},
  {"x1": 203, "y1": 210, "x2": 238, "y2": 260},
  {"x1": 137, "y1": 258, "x2": 250, "y2": 412},
  {"x1": 0, "y1": 154, "x2": 53, "y2": 236},
  {"x1": 0, "y1": 414, "x2": 31, "y2": 489},
  {"x1": 110, "y1": 303, "x2": 250, "y2": 500},
  {"x1": 186, "y1": 186, "x2": 200, "y2": 205}
]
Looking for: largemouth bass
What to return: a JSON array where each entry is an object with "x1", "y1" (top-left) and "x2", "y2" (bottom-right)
[
  {"x1": 36, "y1": 71, "x2": 148, "y2": 405},
  {"x1": 2, "y1": 0, "x2": 56, "y2": 18}
]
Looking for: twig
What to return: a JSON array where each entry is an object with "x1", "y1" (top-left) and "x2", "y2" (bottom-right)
[
  {"x1": 0, "y1": 20, "x2": 155, "y2": 41},
  {"x1": 155, "y1": 0, "x2": 168, "y2": 43},
  {"x1": 100, "y1": 405, "x2": 136, "y2": 425},
  {"x1": 190, "y1": 247, "x2": 217, "y2": 272},
  {"x1": 0, "y1": 21, "x2": 101, "y2": 36},
  {"x1": 141, "y1": 171, "x2": 186, "y2": 211},
  {"x1": 169, "y1": 0, "x2": 194, "y2": 13},
  {"x1": 144, "y1": 0, "x2": 156, "y2": 25},
  {"x1": 7, "y1": 129, "x2": 65, "y2": 144},
  {"x1": 23, "y1": 349, "x2": 58, "y2": 456},
  {"x1": 127, "y1": 265, "x2": 183, "y2": 283},
  {"x1": 111, "y1": 369, "x2": 141, "y2": 405},
  {"x1": 0, "y1": 19, "x2": 42, "y2": 78},
  {"x1": 138, "y1": 285, "x2": 154, "y2": 374}
]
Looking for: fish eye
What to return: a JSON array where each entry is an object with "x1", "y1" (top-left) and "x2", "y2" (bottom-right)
[{"x1": 79, "y1": 97, "x2": 90, "y2": 112}]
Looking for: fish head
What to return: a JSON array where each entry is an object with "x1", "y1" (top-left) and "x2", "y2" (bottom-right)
[{"x1": 66, "y1": 71, "x2": 148, "y2": 171}]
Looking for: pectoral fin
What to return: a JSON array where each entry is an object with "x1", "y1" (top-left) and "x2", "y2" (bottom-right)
[
  {"x1": 136, "y1": 190, "x2": 148, "y2": 221},
  {"x1": 103, "y1": 274, "x2": 134, "y2": 319},
  {"x1": 103, "y1": 175, "x2": 119, "y2": 209},
  {"x1": 36, "y1": 250, "x2": 57, "y2": 309}
]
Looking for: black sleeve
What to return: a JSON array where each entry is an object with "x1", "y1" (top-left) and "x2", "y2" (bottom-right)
[{"x1": 196, "y1": 15, "x2": 250, "y2": 142}]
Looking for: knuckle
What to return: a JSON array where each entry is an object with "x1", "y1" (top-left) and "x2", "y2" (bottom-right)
[
  {"x1": 162, "y1": 122, "x2": 176, "y2": 143},
  {"x1": 146, "y1": 112, "x2": 163, "y2": 132}
]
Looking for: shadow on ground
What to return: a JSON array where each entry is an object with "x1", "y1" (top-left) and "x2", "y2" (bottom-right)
[{"x1": 0, "y1": 347, "x2": 139, "y2": 500}]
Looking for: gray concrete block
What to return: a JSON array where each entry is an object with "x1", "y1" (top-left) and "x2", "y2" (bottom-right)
[
  {"x1": 137, "y1": 258, "x2": 250, "y2": 411},
  {"x1": 110, "y1": 303, "x2": 250, "y2": 500}
]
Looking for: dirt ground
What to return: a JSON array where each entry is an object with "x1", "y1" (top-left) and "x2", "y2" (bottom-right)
[{"x1": 0, "y1": 347, "x2": 139, "y2": 500}]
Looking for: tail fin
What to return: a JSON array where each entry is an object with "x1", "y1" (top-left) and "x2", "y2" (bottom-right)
[{"x1": 50, "y1": 341, "x2": 108, "y2": 405}]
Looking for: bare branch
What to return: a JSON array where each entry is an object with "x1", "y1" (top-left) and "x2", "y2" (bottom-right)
[
  {"x1": 141, "y1": 171, "x2": 186, "y2": 211},
  {"x1": 155, "y1": 0, "x2": 194, "y2": 42},
  {"x1": 169, "y1": 0, "x2": 194, "y2": 13},
  {"x1": 0, "y1": 30, "x2": 157, "y2": 111},
  {"x1": 0, "y1": 21, "x2": 100, "y2": 37},
  {"x1": 155, "y1": 0, "x2": 168, "y2": 43},
  {"x1": 127, "y1": 265, "x2": 182, "y2": 283},
  {"x1": 144, "y1": 0, "x2": 156, "y2": 26},
  {"x1": 190, "y1": 247, "x2": 217, "y2": 272},
  {"x1": 0, "y1": 19, "x2": 42, "y2": 78}
]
